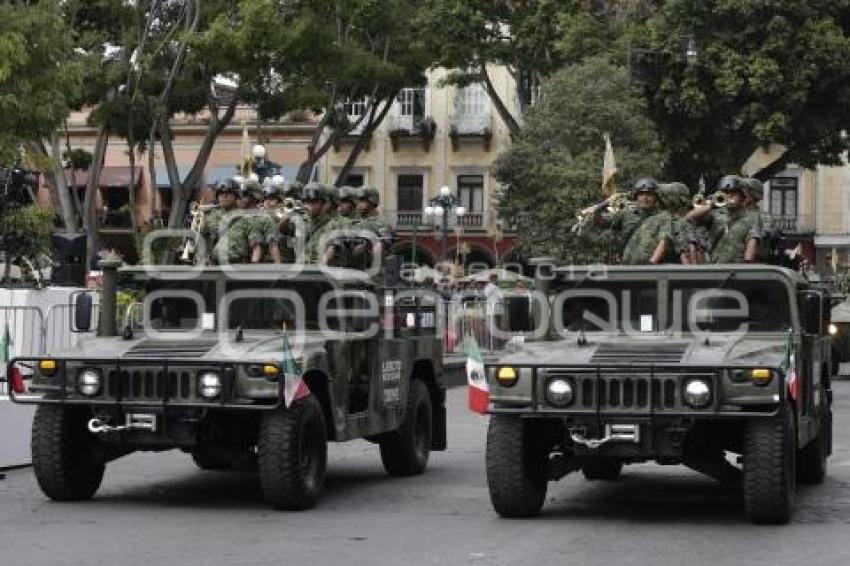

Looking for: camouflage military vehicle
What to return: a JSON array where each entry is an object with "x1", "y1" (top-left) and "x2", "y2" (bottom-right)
[
  {"x1": 7, "y1": 261, "x2": 445, "y2": 510},
  {"x1": 485, "y1": 264, "x2": 833, "y2": 524}
]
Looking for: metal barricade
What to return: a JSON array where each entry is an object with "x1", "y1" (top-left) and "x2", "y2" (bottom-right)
[{"x1": 0, "y1": 306, "x2": 46, "y2": 380}]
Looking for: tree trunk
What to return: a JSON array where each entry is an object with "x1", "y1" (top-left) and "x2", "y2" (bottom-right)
[
  {"x1": 335, "y1": 96, "x2": 395, "y2": 185},
  {"x1": 84, "y1": 127, "x2": 109, "y2": 269},
  {"x1": 127, "y1": 144, "x2": 138, "y2": 231},
  {"x1": 28, "y1": 138, "x2": 77, "y2": 231},
  {"x1": 481, "y1": 66, "x2": 520, "y2": 138}
]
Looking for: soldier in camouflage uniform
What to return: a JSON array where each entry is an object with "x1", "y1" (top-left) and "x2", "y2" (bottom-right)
[
  {"x1": 322, "y1": 186, "x2": 360, "y2": 268},
  {"x1": 653, "y1": 182, "x2": 691, "y2": 264},
  {"x1": 201, "y1": 179, "x2": 239, "y2": 264},
  {"x1": 593, "y1": 178, "x2": 667, "y2": 265},
  {"x1": 352, "y1": 186, "x2": 392, "y2": 271},
  {"x1": 250, "y1": 177, "x2": 286, "y2": 263},
  {"x1": 301, "y1": 183, "x2": 336, "y2": 264},
  {"x1": 686, "y1": 175, "x2": 765, "y2": 263},
  {"x1": 212, "y1": 180, "x2": 262, "y2": 264}
]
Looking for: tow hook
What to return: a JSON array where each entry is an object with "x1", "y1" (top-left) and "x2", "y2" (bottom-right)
[
  {"x1": 570, "y1": 424, "x2": 641, "y2": 450},
  {"x1": 88, "y1": 413, "x2": 157, "y2": 434}
]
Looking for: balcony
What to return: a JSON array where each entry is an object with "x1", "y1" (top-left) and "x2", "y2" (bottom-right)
[
  {"x1": 387, "y1": 115, "x2": 436, "y2": 151},
  {"x1": 387, "y1": 210, "x2": 492, "y2": 233},
  {"x1": 768, "y1": 214, "x2": 814, "y2": 235},
  {"x1": 449, "y1": 114, "x2": 492, "y2": 151}
]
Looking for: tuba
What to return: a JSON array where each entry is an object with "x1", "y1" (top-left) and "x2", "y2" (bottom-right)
[
  {"x1": 692, "y1": 192, "x2": 726, "y2": 208},
  {"x1": 573, "y1": 191, "x2": 634, "y2": 233}
]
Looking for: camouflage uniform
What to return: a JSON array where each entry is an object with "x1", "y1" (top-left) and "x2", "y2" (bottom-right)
[
  {"x1": 658, "y1": 182, "x2": 690, "y2": 264},
  {"x1": 621, "y1": 209, "x2": 672, "y2": 264},
  {"x1": 212, "y1": 212, "x2": 255, "y2": 263},
  {"x1": 707, "y1": 208, "x2": 764, "y2": 263},
  {"x1": 303, "y1": 213, "x2": 335, "y2": 263}
]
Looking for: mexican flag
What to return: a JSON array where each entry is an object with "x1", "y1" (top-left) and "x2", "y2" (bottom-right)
[
  {"x1": 282, "y1": 333, "x2": 309, "y2": 408},
  {"x1": 783, "y1": 329, "x2": 799, "y2": 401},
  {"x1": 465, "y1": 334, "x2": 489, "y2": 414},
  {"x1": 0, "y1": 322, "x2": 11, "y2": 366}
]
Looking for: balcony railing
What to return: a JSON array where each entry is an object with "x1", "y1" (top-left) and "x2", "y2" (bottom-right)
[
  {"x1": 768, "y1": 214, "x2": 814, "y2": 235},
  {"x1": 451, "y1": 114, "x2": 490, "y2": 135},
  {"x1": 386, "y1": 210, "x2": 508, "y2": 233}
]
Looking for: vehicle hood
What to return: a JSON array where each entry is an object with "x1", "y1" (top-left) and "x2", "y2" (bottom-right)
[
  {"x1": 496, "y1": 332, "x2": 789, "y2": 369},
  {"x1": 53, "y1": 331, "x2": 329, "y2": 362}
]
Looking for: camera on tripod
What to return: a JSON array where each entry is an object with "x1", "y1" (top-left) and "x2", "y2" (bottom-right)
[{"x1": 0, "y1": 165, "x2": 40, "y2": 209}]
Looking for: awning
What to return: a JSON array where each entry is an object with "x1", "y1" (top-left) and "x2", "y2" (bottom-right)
[
  {"x1": 63, "y1": 168, "x2": 89, "y2": 188},
  {"x1": 62, "y1": 167, "x2": 140, "y2": 189},
  {"x1": 154, "y1": 165, "x2": 199, "y2": 189}
]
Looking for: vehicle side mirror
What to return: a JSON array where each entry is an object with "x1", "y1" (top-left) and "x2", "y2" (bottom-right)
[
  {"x1": 800, "y1": 293, "x2": 822, "y2": 334},
  {"x1": 73, "y1": 292, "x2": 93, "y2": 332}
]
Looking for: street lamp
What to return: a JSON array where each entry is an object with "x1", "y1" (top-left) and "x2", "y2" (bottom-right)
[{"x1": 424, "y1": 185, "x2": 466, "y2": 261}]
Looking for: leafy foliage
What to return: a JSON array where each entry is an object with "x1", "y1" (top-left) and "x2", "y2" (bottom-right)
[
  {"x1": 495, "y1": 58, "x2": 666, "y2": 262},
  {"x1": 2, "y1": 205, "x2": 57, "y2": 260}
]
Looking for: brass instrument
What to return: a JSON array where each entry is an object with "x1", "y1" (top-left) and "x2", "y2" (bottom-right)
[
  {"x1": 692, "y1": 192, "x2": 727, "y2": 208},
  {"x1": 180, "y1": 203, "x2": 218, "y2": 262},
  {"x1": 572, "y1": 192, "x2": 634, "y2": 233}
]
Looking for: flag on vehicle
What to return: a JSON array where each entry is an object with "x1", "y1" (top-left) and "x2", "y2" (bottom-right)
[
  {"x1": 783, "y1": 329, "x2": 798, "y2": 401},
  {"x1": 0, "y1": 322, "x2": 12, "y2": 366},
  {"x1": 601, "y1": 133, "x2": 618, "y2": 197},
  {"x1": 465, "y1": 334, "x2": 489, "y2": 414},
  {"x1": 282, "y1": 333, "x2": 309, "y2": 408}
]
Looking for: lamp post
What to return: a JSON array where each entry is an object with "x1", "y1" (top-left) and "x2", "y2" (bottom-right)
[{"x1": 424, "y1": 185, "x2": 466, "y2": 262}]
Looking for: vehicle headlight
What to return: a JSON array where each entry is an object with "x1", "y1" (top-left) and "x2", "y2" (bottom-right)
[
  {"x1": 829, "y1": 323, "x2": 838, "y2": 336},
  {"x1": 544, "y1": 377, "x2": 574, "y2": 408},
  {"x1": 683, "y1": 379, "x2": 711, "y2": 408},
  {"x1": 198, "y1": 371, "x2": 222, "y2": 399},
  {"x1": 77, "y1": 369, "x2": 102, "y2": 397},
  {"x1": 496, "y1": 366, "x2": 519, "y2": 388}
]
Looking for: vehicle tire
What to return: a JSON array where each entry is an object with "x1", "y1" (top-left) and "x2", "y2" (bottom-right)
[
  {"x1": 31, "y1": 405, "x2": 105, "y2": 501},
  {"x1": 379, "y1": 379, "x2": 432, "y2": 477},
  {"x1": 581, "y1": 459, "x2": 623, "y2": 481},
  {"x1": 743, "y1": 409, "x2": 796, "y2": 524},
  {"x1": 486, "y1": 414, "x2": 547, "y2": 518},
  {"x1": 257, "y1": 395, "x2": 327, "y2": 510},
  {"x1": 190, "y1": 451, "x2": 231, "y2": 471}
]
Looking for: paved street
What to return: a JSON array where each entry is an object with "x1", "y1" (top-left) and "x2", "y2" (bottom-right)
[{"x1": 2, "y1": 384, "x2": 850, "y2": 566}]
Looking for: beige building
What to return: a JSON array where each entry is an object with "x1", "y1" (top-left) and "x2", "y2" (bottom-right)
[{"x1": 320, "y1": 66, "x2": 521, "y2": 268}]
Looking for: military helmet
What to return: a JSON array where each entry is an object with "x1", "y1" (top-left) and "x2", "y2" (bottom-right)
[
  {"x1": 742, "y1": 177, "x2": 764, "y2": 201},
  {"x1": 357, "y1": 186, "x2": 380, "y2": 207},
  {"x1": 338, "y1": 185, "x2": 358, "y2": 204},
  {"x1": 285, "y1": 180, "x2": 304, "y2": 199},
  {"x1": 632, "y1": 177, "x2": 659, "y2": 195},
  {"x1": 240, "y1": 179, "x2": 263, "y2": 201},
  {"x1": 262, "y1": 175, "x2": 286, "y2": 200},
  {"x1": 301, "y1": 182, "x2": 326, "y2": 202},
  {"x1": 658, "y1": 182, "x2": 689, "y2": 209},
  {"x1": 215, "y1": 178, "x2": 240, "y2": 195},
  {"x1": 717, "y1": 175, "x2": 744, "y2": 192}
]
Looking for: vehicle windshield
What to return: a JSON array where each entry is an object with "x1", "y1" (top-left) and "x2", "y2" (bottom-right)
[
  {"x1": 146, "y1": 281, "x2": 216, "y2": 330},
  {"x1": 551, "y1": 276, "x2": 792, "y2": 333}
]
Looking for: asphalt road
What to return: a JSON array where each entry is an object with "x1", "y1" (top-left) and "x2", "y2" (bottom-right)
[{"x1": 2, "y1": 384, "x2": 850, "y2": 566}]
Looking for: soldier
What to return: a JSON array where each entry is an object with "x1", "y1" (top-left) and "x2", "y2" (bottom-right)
[
  {"x1": 352, "y1": 186, "x2": 392, "y2": 271},
  {"x1": 301, "y1": 183, "x2": 336, "y2": 264},
  {"x1": 213, "y1": 180, "x2": 262, "y2": 264},
  {"x1": 250, "y1": 177, "x2": 286, "y2": 263},
  {"x1": 686, "y1": 175, "x2": 765, "y2": 263},
  {"x1": 592, "y1": 178, "x2": 668, "y2": 265},
  {"x1": 322, "y1": 185, "x2": 360, "y2": 268},
  {"x1": 201, "y1": 179, "x2": 239, "y2": 263},
  {"x1": 651, "y1": 182, "x2": 691, "y2": 264}
]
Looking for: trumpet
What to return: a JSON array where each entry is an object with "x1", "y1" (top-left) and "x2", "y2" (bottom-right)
[
  {"x1": 572, "y1": 192, "x2": 634, "y2": 233},
  {"x1": 180, "y1": 203, "x2": 217, "y2": 262},
  {"x1": 692, "y1": 192, "x2": 727, "y2": 208}
]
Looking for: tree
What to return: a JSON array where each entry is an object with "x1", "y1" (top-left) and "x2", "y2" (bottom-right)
[
  {"x1": 0, "y1": 0, "x2": 84, "y2": 230},
  {"x1": 494, "y1": 57, "x2": 666, "y2": 262},
  {"x1": 631, "y1": 0, "x2": 850, "y2": 184},
  {"x1": 417, "y1": 0, "x2": 570, "y2": 137}
]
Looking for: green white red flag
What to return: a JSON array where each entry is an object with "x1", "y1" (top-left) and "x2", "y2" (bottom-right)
[
  {"x1": 465, "y1": 334, "x2": 488, "y2": 414},
  {"x1": 282, "y1": 333, "x2": 309, "y2": 408}
]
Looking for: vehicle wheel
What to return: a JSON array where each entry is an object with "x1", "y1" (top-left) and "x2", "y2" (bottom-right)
[
  {"x1": 486, "y1": 414, "x2": 547, "y2": 518},
  {"x1": 743, "y1": 409, "x2": 796, "y2": 524},
  {"x1": 257, "y1": 395, "x2": 327, "y2": 510},
  {"x1": 190, "y1": 451, "x2": 231, "y2": 471},
  {"x1": 581, "y1": 459, "x2": 623, "y2": 481},
  {"x1": 379, "y1": 379, "x2": 432, "y2": 476},
  {"x1": 31, "y1": 405, "x2": 105, "y2": 501}
]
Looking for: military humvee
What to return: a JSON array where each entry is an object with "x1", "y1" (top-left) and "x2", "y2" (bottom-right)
[
  {"x1": 485, "y1": 264, "x2": 833, "y2": 524},
  {"x1": 7, "y1": 260, "x2": 445, "y2": 510}
]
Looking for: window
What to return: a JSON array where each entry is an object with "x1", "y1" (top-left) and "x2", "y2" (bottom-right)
[
  {"x1": 769, "y1": 177, "x2": 798, "y2": 217},
  {"x1": 341, "y1": 173, "x2": 364, "y2": 187},
  {"x1": 343, "y1": 98, "x2": 368, "y2": 130},
  {"x1": 397, "y1": 88, "x2": 426, "y2": 118},
  {"x1": 455, "y1": 84, "x2": 487, "y2": 117},
  {"x1": 397, "y1": 174, "x2": 424, "y2": 211},
  {"x1": 457, "y1": 175, "x2": 484, "y2": 212}
]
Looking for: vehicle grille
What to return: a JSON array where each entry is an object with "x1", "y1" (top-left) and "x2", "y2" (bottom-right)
[
  {"x1": 543, "y1": 370, "x2": 714, "y2": 412},
  {"x1": 123, "y1": 340, "x2": 217, "y2": 359},
  {"x1": 105, "y1": 369, "x2": 194, "y2": 401},
  {"x1": 590, "y1": 342, "x2": 689, "y2": 364}
]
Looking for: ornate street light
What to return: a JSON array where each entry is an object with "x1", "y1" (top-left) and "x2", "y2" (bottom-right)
[{"x1": 424, "y1": 185, "x2": 466, "y2": 261}]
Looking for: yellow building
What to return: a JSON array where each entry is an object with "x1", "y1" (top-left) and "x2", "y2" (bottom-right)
[{"x1": 320, "y1": 66, "x2": 521, "y2": 268}]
